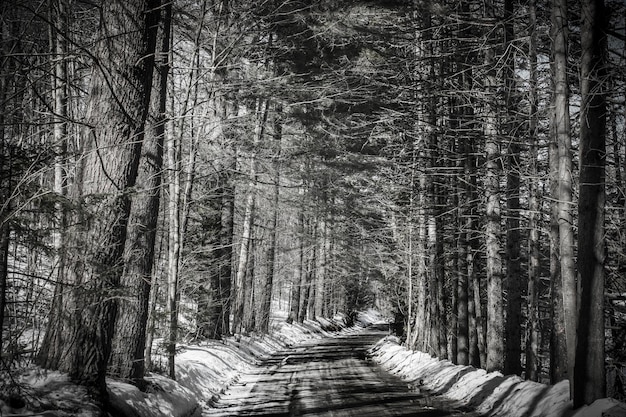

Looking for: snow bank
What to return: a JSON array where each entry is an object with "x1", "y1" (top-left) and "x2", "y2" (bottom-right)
[
  {"x1": 369, "y1": 337, "x2": 626, "y2": 417},
  {"x1": 108, "y1": 374, "x2": 200, "y2": 417},
  {"x1": 107, "y1": 316, "x2": 351, "y2": 416}
]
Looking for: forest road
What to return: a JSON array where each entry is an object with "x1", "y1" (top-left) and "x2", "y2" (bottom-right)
[{"x1": 202, "y1": 324, "x2": 481, "y2": 417}]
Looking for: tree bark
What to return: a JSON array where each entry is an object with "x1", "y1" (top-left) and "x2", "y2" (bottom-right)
[
  {"x1": 525, "y1": 0, "x2": 541, "y2": 382},
  {"x1": 109, "y1": 1, "x2": 171, "y2": 385},
  {"x1": 232, "y1": 99, "x2": 268, "y2": 334},
  {"x1": 552, "y1": 0, "x2": 577, "y2": 388},
  {"x1": 484, "y1": 37, "x2": 505, "y2": 373},
  {"x1": 36, "y1": 0, "x2": 160, "y2": 407},
  {"x1": 573, "y1": 0, "x2": 607, "y2": 406},
  {"x1": 503, "y1": 0, "x2": 522, "y2": 377}
]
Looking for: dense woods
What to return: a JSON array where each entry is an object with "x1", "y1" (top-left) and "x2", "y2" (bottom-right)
[{"x1": 1, "y1": 0, "x2": 625, "y2": 413}]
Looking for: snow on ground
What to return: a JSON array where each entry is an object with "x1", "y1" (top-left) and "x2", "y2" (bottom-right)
[
  {"x1": 10, "y1": 310, "x2": 624, "y2": 417},
  {"x1": 0, "y1": 313, "x2": 357, "y2": 416},
  {"x1": 368, "y1": 336, "x2": 626, "y2": 417}
]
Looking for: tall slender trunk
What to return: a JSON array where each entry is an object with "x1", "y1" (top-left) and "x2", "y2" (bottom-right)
[
  {"x1": 314, "y1": 219, "x2": 327, "y2": 319},
  {"x1": 0, "y1": 2, "x2": 6, "y2": 359},
  {"x1": 573, "y1": 0, "x2": 607, "y2": 406},
  {"x1": 166, "y1": 118, "x2": 181, "y2": 380},
  {"x1": 292, "y1": 211, "x2": 305, "y2": 323},
  {"x1": 525, "y1": 0, "x2": 541, "y2": 382},
  {"x1": 232, "y1": 99, "x2": 268, "y2": 334},
  {"x1": 484, "y1": 33, "x2": 504, "y2": 373},
  {"x1": 552, "y1": 0, "x2": 576, "y2": 387},
  {"x1": 259, "y1": 112, "x2": 281, "y2": 333},
  {"x1": 39, "y1": 0, "x2": 69, "y2": 368},
  {"x1": 503, "y1": 0, "x2": 522, "y2": 377}
]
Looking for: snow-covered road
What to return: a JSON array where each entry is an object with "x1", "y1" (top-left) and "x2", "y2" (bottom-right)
[{"x1": 203, "y1": 325, "x2": 480, "y2": 416}]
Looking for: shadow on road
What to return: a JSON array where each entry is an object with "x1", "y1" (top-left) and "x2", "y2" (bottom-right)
[{"x1": 204, "y1": 327, "x2": 481, "y2": 416}]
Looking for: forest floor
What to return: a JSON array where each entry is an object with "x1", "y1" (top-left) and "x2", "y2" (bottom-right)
[{"x1": 1, "y1": 310, "x2": 625, "y2": 417}]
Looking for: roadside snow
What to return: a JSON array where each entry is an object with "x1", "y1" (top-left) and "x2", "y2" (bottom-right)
[
  {"x1": 369, "y1": 337, "x2": 626, "y2": 417},
  {"x1": 0, "y1": 314, "x2": 356, "y2": 416}
]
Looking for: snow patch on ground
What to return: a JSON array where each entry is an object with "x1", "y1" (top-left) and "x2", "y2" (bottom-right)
[
  {"x1": 369, "y1": 337, "x2": 626, "y2": 417},
  {"x1": 0, "y1": 315, "x2": 352, "y2": 416}
]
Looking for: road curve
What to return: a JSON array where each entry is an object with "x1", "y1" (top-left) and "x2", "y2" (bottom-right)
[{"x1": 203, "y1": 325, "x2": 480, "y2": 416}]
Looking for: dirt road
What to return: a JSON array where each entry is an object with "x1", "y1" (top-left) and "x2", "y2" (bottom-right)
[{"x1": 203, "y1": 325, "x2": 480, "y2": 416}]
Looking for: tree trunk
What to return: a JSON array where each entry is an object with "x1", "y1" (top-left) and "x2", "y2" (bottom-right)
[
  {"x1": 288, "y1": 212, "x2": 304, "y2": 323},
  {"x1": 166, "y1": 108, "x2": 182, "y2": 380},
  {"x1": 40, "y1": 0, "x2": 69, "y2": 373},
  {"x1": 109, "y1": 2, "x2": 171, "y2": 385},
  {"x1": 503, "y1": 0, "x2": 522, "y2": 377},
  {"x1": 232, "y1": 99, "x2": 268, "y2": 334},
  {"x1": 36, "y1": 0, "x2": 160, "y2": 407},
  {"x1": 259, "y1": 115, "x2": 282, "y2": 333},
  {"x1": 549, "y1": 122, "x2": 567, "y2": 384},
  {"x1": 573, "y1": 0, "x2": 607, "y2": 406},
  {"x1": 484, "y1": 37, "x2": 505, "y2": 373},
  {"x1": 525, "y1": 0, "x2": 541, "y2": 382},
  {"x1": 0, "y1": 205, "x2": 8, "y2": 360},
  {"x1": 553, "y1": 0, "x2": 577, "y2": 388},
  {"x1": 314, "y1": 219, "x2": 326, "y2": 320}
]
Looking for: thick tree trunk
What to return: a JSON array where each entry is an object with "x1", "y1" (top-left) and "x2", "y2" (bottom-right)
[
  {"x1": 37, "y1": 0, "x2": 160, "y2": 407},
  {"x1": 109, "y1": 2, "x2": 171, "y2": 384},
  {"x1": 573, "y1": 0, "x2": 607, "y2": 406}
]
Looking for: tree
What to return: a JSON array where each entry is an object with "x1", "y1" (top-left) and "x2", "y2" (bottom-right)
[
  {"x1": 503, "y1": 0, "x2": 523, "y2": 377},
  {"x1": 483, "y1": 4, "x2": 505, "y2": 373},
  {"x1": 573, "y1": 0, "x2": 607, "y2": 406},
  {"x1": 109, "y1": 1, "x2": 172, "y2": 385},
  {"x1": 36, "y1": 0, "x2": 160, "y2": 407},
  {"x1": 551, "y1": 0, "x2": 575, "y2": 385},
  {"x1": 259, "y1": 109, "x2": 283, "y2": 333},
  {"x1": 525, "y1": 0, "x2": 542, "y2": 382}
]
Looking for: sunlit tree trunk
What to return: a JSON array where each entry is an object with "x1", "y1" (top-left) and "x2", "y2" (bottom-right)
[
  {"x1": 299, "y1": 218, "x2": 316, "y2": 322},
  {"x1": 109, "y1": 2, "x2": 171, "y2": 385},
  {"x1": 166, "y1": 108, "x2": 182, "y2": 380},
  {"x1": 287, "y1": 211, "x2": 304, "y2": 323},
  {"x1": 314, "y1": 219, "x2": 327, "y2": 319},
  {"x1": 573, "y1": 0, "x2": 607, "y2": 406},
  {"x1": 483, "y1": 17, "x2": 504, "y2": 372},
  {"x1": 37, "y1": 0, "x2": 160, "y2": 407},
  {"x1": 552, "y1": 0, "x2": 576, "y2": 386},
  {"x1": 258, "y1": 114, "x2": 281, "y2": 333},
  {"x1": 232, "y1": 99, "x2": 268, "y2": 334},
  {"x1": 38, "y1": 0, "x2": 69, "y2": 367}
]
